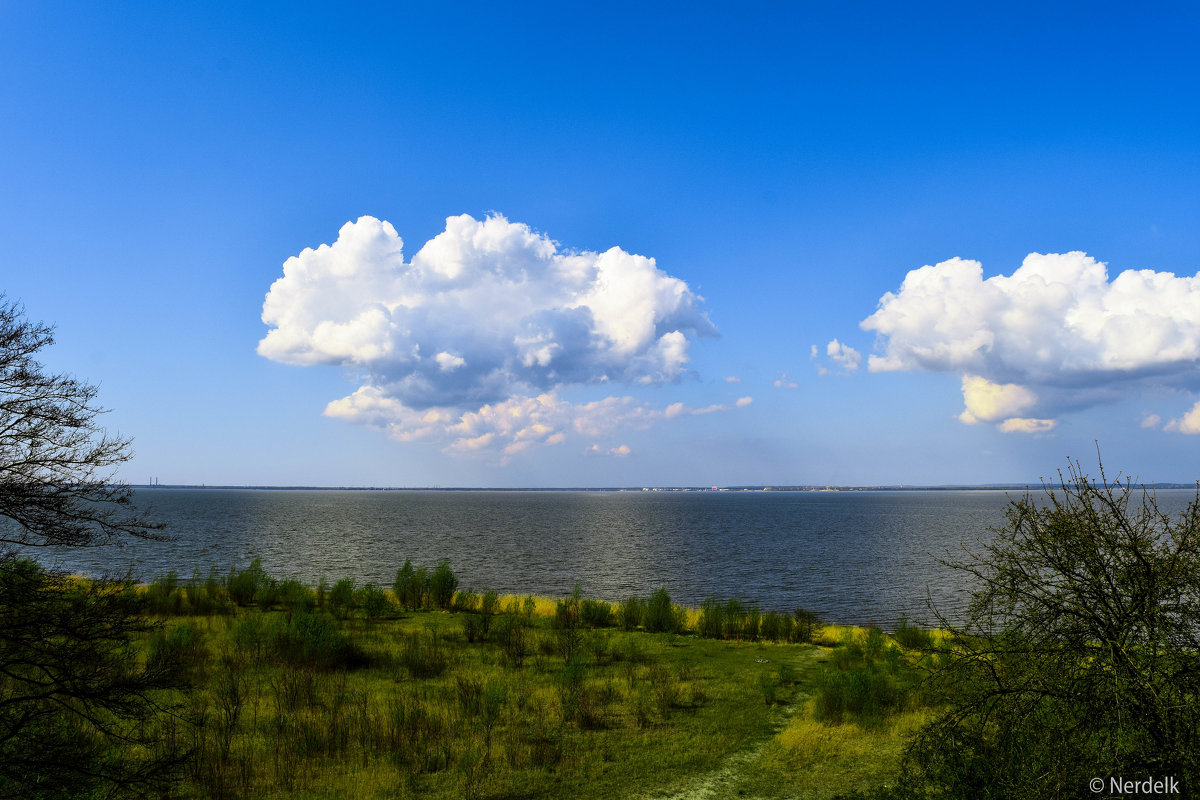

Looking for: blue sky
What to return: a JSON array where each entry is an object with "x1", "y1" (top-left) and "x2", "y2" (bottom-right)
[{"x1": 3, "y1": 2, "x2": 1200, "y2": 486}]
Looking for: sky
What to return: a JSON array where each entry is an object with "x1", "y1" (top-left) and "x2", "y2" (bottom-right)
[{"x1": 3, "y1": 1, "x2": 1200, "y2": 487}]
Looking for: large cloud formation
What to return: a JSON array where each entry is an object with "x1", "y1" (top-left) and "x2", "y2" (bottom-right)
[
  {"x1": 260, "y1": 214, "x2": 731, "y2": 456},
  {"x1": 860, "y1": 252, "x2": 1200, "y2": 432}
]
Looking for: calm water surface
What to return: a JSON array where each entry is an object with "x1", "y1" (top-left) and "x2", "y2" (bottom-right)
[{"x1": 32, "y1": 488, "x2": 1198, "y2": 626}]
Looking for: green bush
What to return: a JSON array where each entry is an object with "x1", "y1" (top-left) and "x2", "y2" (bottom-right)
[
  {"x1": 253, "y1": 575, "x2": 281, "y2": 608},
  {"x1": 359, "y1": 582, "x2": 390, "y2": 619},
  {"x1": 394, "y1": 560, "x2": 429, "y2": 609},
  {"x1": 761, "y1": 611, "x2": 783, "y2": 642},
  {"x1": 227, "y1": 558, "x2": 268, "y2": 606},
  {"x1": 722, "y1": 598, "x2": 745, "y2": 639},
  {"x1": 453, "y1": 587, "x2": 479, "y2": 613},
  {"x1": 812, "y1": 640, "x2": 908, "y2": 726},
  {"x1": 698, "y1": 598, "x2": 724, "y2": 639},
  {"x1": 745, "y1": 606, "x2": 762, "y2": 641},
  {"x1": 791, "y1": 608, "x2": 822, "y2": 643},
  {"x1": 893, "y1": 616, "x2": 934, "y2": 650},
  {"x1": 899, "y1": 462, "x2": 1200, "y2": 799},
  {"x1": 645, "y1": 588, "x2": 677, "y2": 633},
  {"x1": 554, "y1": 587, "x2": 583, "y2": 660},
  {"x1": 398, "y1": 631, "x2": 450, "y2": 678},
  {"x1": 145, "y1": 570, "x2": 187, "y2": 615},
  {"x1": 328, "y1": 577, "x2": 356, "y2": 619},
  {"x1": 147, "y1": 622, "x2": 208, "y2": 684},
  {"x1": 184, "y1": 567, "x2": 229, "y2": 614},
  {"x1": 480, "y1": 589, "x2": 499, "y2": 616},
  {"x1": 269, "y1": 606, "x2": 367, "y2": 670},
  {"x1": 619, "y1": 596, "x2": 645, "y2": 630},
  {"x1": 581, "y1": 598, "x2": 614, "y2": 628},
  {"x1": 278, "y1": 578, "x2": 312, "y2": 610},
  {"x1": 496, "y1": 615, "x2": 528, "y2": 667}
]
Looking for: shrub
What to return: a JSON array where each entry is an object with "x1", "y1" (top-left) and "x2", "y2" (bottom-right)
[
  {"x1": 893, "y1": 616, "x2": 934, "y2": 650},
  {"x1": 185, "y1": 567, "x2": 229, "y2": 614},
  {"x1": 429, "y1": 560, "x2": 458, "y2": 610},
  {"x1": 145, "y1": 570, "x2": 187, "y2": 615},
  {"x1": 811, "y1": 639, "x2": 908, "y2": 726},
  {"x1": 359, "y1": 582, "x2": 390, "y2": 619},
  {"x1": 231, "y1": 614, "x2": 267, "y2": 659},
  {"x1": 253, "y1": 575, "x2": 281, "y2": 608},
  {"x1": 399, "y1": 631, "x2": 450, "y2": 678},
  {"x1": 147, "y1": 622, "x2": 208, "y2": 684},
  {"x1": 791, "y1": 608, "x2": 822, "y2": 643},
  {"x1": 619, "y1": 596, "x2": 645, "y2": 630},
  {"x1": 745, "y1": 606, "x2": 762, "y2": 641},
  {"x1": 282, "y1": 606, "x2": 370, "y2": 669},
  {"x1": 480, "y1": 589, "x2": 499, "y2": 616},
  {"x1": 900, "y1": 461, "x2": 1200, "y2": 798},
  {"x1": 463, "y1": 614, "x2": 483, "y2": 643},
  {"x1": 581, "y1": 598, "x2": 614, "y2": 628},
  {"x1": 554, "y1": 586, "x2": 582, "y2": 630},
  {"x1": 453, "y1": 587, "x2": 479, "y2": 613},
  {"x1": 479, "y1": 590, "x2": 499, "y2": 637},
  {"x1": 328, "y1": 577, "x2": 356, "y2": 619},
  {"x1": 393, "y1": 561, "x2": 413, "y2": 608},
  {"x1": 722, "y1": 598, "x2": 746, "y2": 638},
  {"x1": 279, "y1": 578, "x2": 312, "y2": 610},
  {"x1": 761, "y1": 611, "x2": 783, "y2": 642},
  {"x1": 698, "y1": 598, "x2": 724, "y2": 639},
  {"x1": 645, "y1": 588, "x2": 677, "y2": 633},
  {"x1": 496, "y1": 615, "x2": 528, "y2": 667},
  {"x1": 554, "y1": 587, "x2": 583, "y2": 661},
  {"x1": 394, "y1": 560, "x2": 429, "y2": 609},
  {"x1": 227, "y1": 558, "x2": 267, "y2": 606}
]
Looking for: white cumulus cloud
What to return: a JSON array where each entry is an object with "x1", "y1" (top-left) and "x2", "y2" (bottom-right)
[
  {"x1": 997, "y1": 417, "x2": 1057, "y2": 434},
  {"x1": 859, "y1": 252, "x2": 1200, "y2": 431},
  {"x1": 957, "y1": 375, "x2": 1037, "y2": 425},
  {"x1": 322, "y1": 387, "x2": 753, "y2": 462},
  {"x1": 811, "y1": 338, "x2": 861, "y2": 375},
  {"x1": 589, "y1": 443, "x2": 632, "y2": 457},
  {"x1": 261, "y1": 214, "x2": 715, "y2": 410},
  {"x1": 259, "y1": 215, "x2": 738, "y2": 457},
  {"x1": 1165, "y1": 402, "x2": 1200, "y2": 434}
]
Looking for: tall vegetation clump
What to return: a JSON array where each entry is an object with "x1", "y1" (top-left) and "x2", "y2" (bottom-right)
[
  {"x1": 429, "y1": 559, "x2": 459, "y2": 610},
  {"x1": 892, "y1": 460, "x2": 1200, "y2": 799},
  {"x1": 0, "y1": 298, "x2": 182, "y2": 798},
  {"x1": 811, "y1": 628, "x2": 920, "y2": 726},
  {"x1": 644, "y1": 588, "x2": 681, "y2": 633}
]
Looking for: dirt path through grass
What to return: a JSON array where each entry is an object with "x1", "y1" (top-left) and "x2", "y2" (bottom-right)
[{"x1": 647, "y1": 645, "x2": 825, "y2": 800}]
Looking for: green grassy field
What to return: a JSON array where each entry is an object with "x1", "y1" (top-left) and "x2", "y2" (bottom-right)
[{"x1": 131, "y1": 566, "x2": 934, "y2": 800}]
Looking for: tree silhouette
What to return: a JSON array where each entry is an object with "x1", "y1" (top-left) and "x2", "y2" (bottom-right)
[
  {"x1": 898, "y1": 459, "x2": 1200, "y2": 799},
  {"x1": 0, "y1": 297, "x2": 184, "y2": 798},
  {"x1": 0, "y1": 298, "x2": 164, "y2": 549}
]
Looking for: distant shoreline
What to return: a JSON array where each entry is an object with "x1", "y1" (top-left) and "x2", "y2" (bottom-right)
[{"x1": 132, "y1": 483, "x2": 1198, "y2": 492}]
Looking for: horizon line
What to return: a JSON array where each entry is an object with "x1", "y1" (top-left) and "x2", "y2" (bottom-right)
[{"x1": 130, "y1": 482, "x2": 1199, "y2": 492}]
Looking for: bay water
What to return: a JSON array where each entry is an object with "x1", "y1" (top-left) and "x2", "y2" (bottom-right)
[{"x1": 30, "y1": 487, "x2": 1198, "y2": 626}]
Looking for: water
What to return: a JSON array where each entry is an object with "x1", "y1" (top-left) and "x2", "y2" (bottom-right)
[{"x1": 26, "y1": 488, "x2": 1198, "y2": 626}]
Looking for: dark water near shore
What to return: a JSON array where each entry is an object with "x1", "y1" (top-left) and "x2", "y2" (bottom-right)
[{"x1": 28, "y1": 488, "x2": 1198, "y2": 626}]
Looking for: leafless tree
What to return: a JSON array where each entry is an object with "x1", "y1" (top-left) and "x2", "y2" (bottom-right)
[
  {"x1": 0, "y1": 297, "x2": 164, "y2": 549},
  {"x1": 0, "y1": 297, "x2": 185, "y2": 799}
]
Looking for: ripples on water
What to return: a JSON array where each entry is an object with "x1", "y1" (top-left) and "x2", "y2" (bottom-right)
[{"x1": 26, "y1": 488, "x2": 1198, "y2": 626}]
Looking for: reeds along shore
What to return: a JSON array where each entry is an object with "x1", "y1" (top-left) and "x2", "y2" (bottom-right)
[{"x1": 103, "y1": 557, "x2": 940, "y2": 800}]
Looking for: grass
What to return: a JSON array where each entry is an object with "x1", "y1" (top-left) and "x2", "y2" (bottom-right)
[{"x1": 123, "y1": 564, "x2": 940, "y2": 799}]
